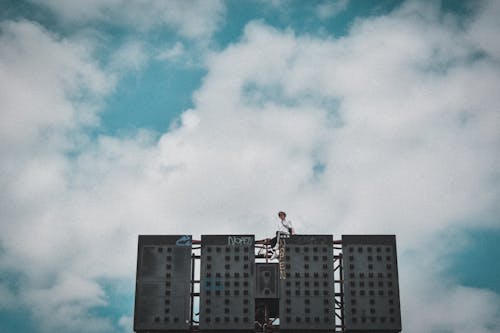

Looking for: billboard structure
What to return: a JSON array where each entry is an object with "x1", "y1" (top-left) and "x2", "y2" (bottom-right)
[
  {"x1": 279, "y1": 235, "x2": 336, "y2": 332},
  {"x1": 342, "y1": 235, "x2": 402, "y2": 332},
  {"x1": 199, "y1": 235, "x2": 256, "y2": 331},
  {"x1": 134, "y1": 233, "x2": 402, "y2": 333},
  {"x1": 134, "y1": 235, "x2": 193, "y2": 332}
]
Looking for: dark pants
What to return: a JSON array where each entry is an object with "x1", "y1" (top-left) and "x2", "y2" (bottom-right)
[{"x1": 270, "y1": 231, "x2": 280, "y2": 248}]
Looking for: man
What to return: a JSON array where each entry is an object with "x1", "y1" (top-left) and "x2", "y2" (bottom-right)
[{"x1": 269, "y1": 211, "x2": 294, "y2": 259}]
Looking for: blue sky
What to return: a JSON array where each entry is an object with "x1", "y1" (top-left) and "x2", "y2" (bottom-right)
[{"x1": 0, "y1": 1, "x2": 499, "y2": 333}]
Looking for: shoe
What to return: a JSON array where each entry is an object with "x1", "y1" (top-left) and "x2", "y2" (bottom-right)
[{"x1": 270, "y1": 251, "x2": 279, "y2": 260}]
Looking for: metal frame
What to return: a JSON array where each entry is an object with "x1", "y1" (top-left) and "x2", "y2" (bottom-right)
[
  {"x1": 333, "y1": 239, "x2": 345, "y2": 332},
  {"x1": 184, "y1": 237, "x2": 345, "y2": 333},
  {"x1": 255, "y1": 238, "x2": 280, "y2": 332},
  {"x1": 189, "y1": 241, "x2": 201, "y2": 331}
]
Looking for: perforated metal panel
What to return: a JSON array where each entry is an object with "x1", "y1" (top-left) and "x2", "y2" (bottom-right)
[
  {"x1": 342, "y1": 235, "x2": 402, "y2": 332},
  {"x1": 199, "y1": 235, "x2": 255, "y2": 331},
  {"x1": 279, "y1": 235, "x2": 335, "y2": 332},
  {"x1": 134, "y1": 235, "x2": 192, "y2": 332},
  {"x1": 255, "y1": 263, "x2": 279, "y2": 299}
]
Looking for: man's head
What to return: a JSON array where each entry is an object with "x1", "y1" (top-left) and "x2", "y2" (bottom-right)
[{"x1": 278, "y1": 211, "x2": 286, "y2": 220}]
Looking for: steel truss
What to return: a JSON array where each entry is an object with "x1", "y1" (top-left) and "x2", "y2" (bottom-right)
[{"x1": 183, "y1": 237, "x2": 345, "y2": 333}]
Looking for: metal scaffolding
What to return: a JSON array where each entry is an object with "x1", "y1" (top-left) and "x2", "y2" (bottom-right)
[{"x1": 186, "y1": 237, "x2": 345, "y2": 333}]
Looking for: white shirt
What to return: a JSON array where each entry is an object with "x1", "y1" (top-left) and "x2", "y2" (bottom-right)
[{"x1": 278, "y1": 218, "x2": 293, "y2": 234}]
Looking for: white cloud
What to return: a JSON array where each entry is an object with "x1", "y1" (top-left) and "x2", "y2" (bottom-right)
[
  {"x1": 316, "y1": 0, "x2": 349, "y2": 20},
  {"x1": 118, "y1": 316, "x2": 133, "y2": 333},
  {"x1": 156, "y1": 42, "x2": 185, "y2": 62},
  {"x1": 30, "y1": 0, "x2": 226, "y2": 40},
  {"x1": 0, "y1": 20, "x2": 116, "y2": 332},
  {"x1": 467, "y1": 0, "x2": 500, "y2": 61},
  {"x1": 0, "y1": 20, "x2": 112, "y2": 147},
  {"x1": 110, "y1": 41, "x2": 148, "y2": 72},
  {"x1": 400, "y1": 244, "x2": 500, "y2": 332},
  {"x1": 0, "y1": 282, "x2": 19, "y2": 310},
  {"x1": 1, "y1": 1, "x2": 500, "y2": 333}
]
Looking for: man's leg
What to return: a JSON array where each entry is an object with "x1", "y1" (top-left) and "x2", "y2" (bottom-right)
[
  {"x1": 270, "y1": 237, "x2": 277, "y2": 248},
  {"x1": 269, "y1": 232, "x2": 281, "y2": 259}
]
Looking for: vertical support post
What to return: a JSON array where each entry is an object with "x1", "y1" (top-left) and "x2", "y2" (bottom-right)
[
  {"x1": 190, "y1": 249, "x2": 195, "y2": 328},
  {"x1": 265, "y1": 238, "x2": 269, "y2": 263},
  {"x1": 339, "y1": 251, "x2": 344, "y2": 333},
  {"x1": 333, "y1": 240, "x2": 344, "y2": 333}
]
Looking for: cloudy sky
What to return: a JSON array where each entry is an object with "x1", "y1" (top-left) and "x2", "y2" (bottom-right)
[{"x1": 1, "y1": 0, "x2": 499, "y2": 332}]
